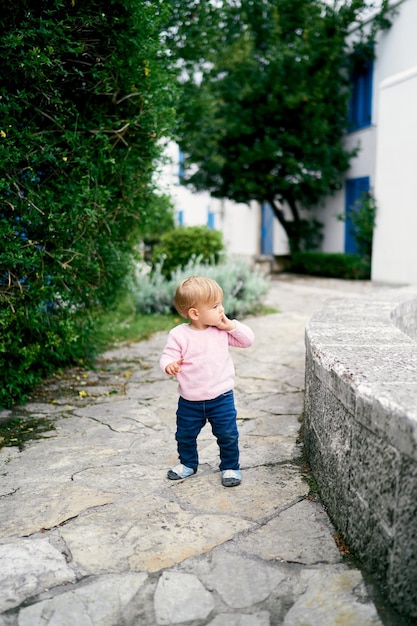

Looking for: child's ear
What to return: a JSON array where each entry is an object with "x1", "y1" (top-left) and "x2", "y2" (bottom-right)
[{"x1": 188, "y1": 307, "x2": 199, "y2": 320}]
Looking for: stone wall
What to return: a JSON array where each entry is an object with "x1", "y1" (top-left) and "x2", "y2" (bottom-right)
[{"x1": 303, "y1": 287, "x2": 417, "y2": 618}]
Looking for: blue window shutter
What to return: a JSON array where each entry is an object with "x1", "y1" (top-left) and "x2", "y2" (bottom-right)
[
  {"x1": 207, "y1": 210, "x2": 215, "y2": 229},
  {"x1": 348, "y1": 57, "x2": 373, "y2": 131},
  {"x1": 177, "y1": 210, "x2": 184, "y2": 226},
  {"x1": 261, "y1": 203, "x2": 274, "y2": 254},
  {"x1": 345, "y1": 177, "x2": 370, "y2": 253}
]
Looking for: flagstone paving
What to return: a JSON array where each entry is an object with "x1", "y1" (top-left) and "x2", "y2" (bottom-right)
[{"x1": 0, "y1": 275, "x2": 406, "y2": 625}]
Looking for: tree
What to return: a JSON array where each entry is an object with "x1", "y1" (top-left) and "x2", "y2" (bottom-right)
[
  {"x1": 0, "y1": 0, "x2": 177, "y2": 406},
  {"x1": 166, "y1": 0, "x2": 393, "y2": 253}
]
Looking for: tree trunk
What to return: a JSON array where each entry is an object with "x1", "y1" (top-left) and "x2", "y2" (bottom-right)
[{"x1": 268, "y1": 196, "x2": 302, "y2": 254}]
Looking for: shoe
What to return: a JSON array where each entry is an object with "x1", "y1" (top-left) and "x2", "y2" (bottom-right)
[
  {"x1": 167, "y1": 464, "x2": 196, "y2": 480},
  {"x1": 221, "y1": 469, "x2": 242, "y2": 487}
]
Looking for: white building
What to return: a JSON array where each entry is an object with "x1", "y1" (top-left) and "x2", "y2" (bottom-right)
[
  {"x1": 314, "y1": 0, "x2": 417, "y2": 285},
  {"x1": 160, "y1": 0, "x2": 417, "y2": 284}
]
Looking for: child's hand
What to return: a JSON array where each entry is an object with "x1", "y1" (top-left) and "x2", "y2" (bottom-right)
[
  {"x1": 216, "y1": 313, "x2": 236, "y2": 332},
  {"x1": 165, "y1": 359, "x2": 183, "y2": 376}
]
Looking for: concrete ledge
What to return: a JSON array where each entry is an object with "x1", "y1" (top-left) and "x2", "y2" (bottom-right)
[{"x1": 303, "y1": 286, "x2": 417, "y2": 618}]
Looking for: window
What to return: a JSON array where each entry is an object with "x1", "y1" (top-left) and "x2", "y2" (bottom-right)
[
  {"x1": 261, "y1": 203, "x2": 274, "y2": 255},
  {"x1": 348, "y1": 57, "x2": 373, "y2": 131}
]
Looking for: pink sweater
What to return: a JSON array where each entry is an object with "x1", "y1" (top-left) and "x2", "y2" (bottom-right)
[{"x1": 159, "y1": 321, "x2": 255, "y2": 401}]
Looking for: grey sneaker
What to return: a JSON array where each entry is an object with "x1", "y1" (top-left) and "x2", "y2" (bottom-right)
[
  {"x1": 167, "y1": 464, "x2": 196, "y2": 480},
  {"x1": 221, "y1": 469, "x2": 242, "y2": 487}
]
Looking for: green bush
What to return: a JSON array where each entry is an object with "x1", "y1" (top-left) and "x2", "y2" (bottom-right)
[
  {"x1": 0, "y1": 306, "x2": 92, "y2": 406},
  {"x1": 290, "y1": 251, "x2": 371, "y2": 280},
  {"x1": 151, "y1": 226, "x2": 225, "y2": 278},
  {"x1": 0, "y1": 0, "x2": 177, "y2": 408},
  {"x1": 337, "y1": 191, "x2": 377, "y2": 260},
  {"x1": 134, "y1": 257, "x2": 270, "y2": 318}
]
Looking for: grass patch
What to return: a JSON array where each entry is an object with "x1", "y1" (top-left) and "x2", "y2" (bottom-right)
[
  {"x1": 94, "y1": 294, "x2": 181, "y2": 349},
  {"x1": 258, "y1": 306, "x2": 279, "y2": 315},
  {"x1": 0, "y1": 416, "x2": 56, "y2": 451}
]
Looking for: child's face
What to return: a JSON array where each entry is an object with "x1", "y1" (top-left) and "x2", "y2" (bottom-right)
[{"x1": 192, "y1": 298, "x2": 224, "y2": 328}]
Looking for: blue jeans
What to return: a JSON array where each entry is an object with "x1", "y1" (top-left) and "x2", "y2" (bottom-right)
[{"x1": 175, "y1": 390, "x2": 239, "y2": 472}]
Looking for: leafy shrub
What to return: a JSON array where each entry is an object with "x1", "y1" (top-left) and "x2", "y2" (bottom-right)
[
  {"x1": 290, "y1": 251, "x2": 371, "y2": 279},
  {"x1": 0, "y1": 0, "x2": 176, "y2": 408},
  {"x1": 337, "y1": 191, "x2": 377, "y2": 259},
  {"x1": 0, "y1": 307, "x2": 92, "y2": 407},
  {"x1": 151, "y1": 226, "x2": 225, "y2": 278},
  {"x1": 134, "y1": 257, "x2": 270, "y2": 318}
]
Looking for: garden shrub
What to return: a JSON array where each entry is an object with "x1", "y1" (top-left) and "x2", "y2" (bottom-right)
[
  {"x1": 0, "y1": 0, "x2": 176, "y2": 408},
  {"x1": 290, "y1": 251, "x2": 371, "y2": 279},
  {"x1": 134, "y1": 257, "x2": 270, "y2": 318},
  {"x1": 151, "y1": 226, "x2": 225, "y2": 278},
  {"x1": 337, "y1": 190, "x2": 377, "y2": 260}
]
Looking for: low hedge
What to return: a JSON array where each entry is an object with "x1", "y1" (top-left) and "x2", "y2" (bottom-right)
[{"x1": 289, "y1": 251, "x2": 371, "y2": 280}]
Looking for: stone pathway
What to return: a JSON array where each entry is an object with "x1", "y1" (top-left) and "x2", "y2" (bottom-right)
[{"x1": 0, "y1": 275, "x2": 398, "y2": 625}]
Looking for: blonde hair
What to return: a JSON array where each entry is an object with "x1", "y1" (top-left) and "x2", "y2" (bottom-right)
[{"x1": 174, "y1": 276, "x2": 223, "y2": 318}]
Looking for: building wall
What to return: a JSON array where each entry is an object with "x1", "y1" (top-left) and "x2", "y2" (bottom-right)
[
  {"x1": 372, "y1": 65, "x2": 417, "y2": 283},
  {"x1": 371, "y1": 0, "x2": 417, "y2": 284}
]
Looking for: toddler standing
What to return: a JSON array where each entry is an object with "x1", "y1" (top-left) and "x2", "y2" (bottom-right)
[{"x1": 159, "y1": 276, "x2": 255, "y2": 487}]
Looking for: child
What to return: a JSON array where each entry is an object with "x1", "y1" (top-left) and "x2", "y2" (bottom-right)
[{"x1": 159, "y1": 276, "x2": 255, "y2": 487}]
